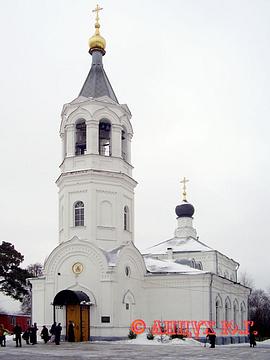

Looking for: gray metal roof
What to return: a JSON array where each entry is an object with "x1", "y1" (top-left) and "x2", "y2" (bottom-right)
[{"x1": 79, "y1": 50, "x2": 118, "y2": 103}]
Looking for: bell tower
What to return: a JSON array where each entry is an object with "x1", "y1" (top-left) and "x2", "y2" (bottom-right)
[{"x1": 57, "y1": 6, "x2": 136, "y2": 250}]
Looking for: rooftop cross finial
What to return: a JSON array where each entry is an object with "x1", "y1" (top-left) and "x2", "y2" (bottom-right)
[
  {"x1": 92, "y1": 4, "x2": 103, "y2": 25},
  {"x1": 180, "y1": 177, "x2": 189, "y2": 201},
  {"x1": 89, "y1": 4, "x2": 106, "y2": 53}
]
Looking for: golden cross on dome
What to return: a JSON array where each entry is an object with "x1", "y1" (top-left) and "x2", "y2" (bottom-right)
[
  {"x1": 92, "y1": 4, "x2": 103, "y2": 23},
  {"x1": 180, "y1": 177, "x2": 189, "y2": 201}
]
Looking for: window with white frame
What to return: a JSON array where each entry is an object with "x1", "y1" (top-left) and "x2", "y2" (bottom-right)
[{"x1": 74, "y1": 201, "x2": 84, "y2": 226}]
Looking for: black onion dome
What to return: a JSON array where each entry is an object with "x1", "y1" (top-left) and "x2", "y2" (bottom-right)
[{"x1": 175, "y1": 200, "x2": 195, "y2": 218}]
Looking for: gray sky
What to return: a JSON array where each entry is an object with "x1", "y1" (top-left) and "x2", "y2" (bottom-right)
[{"x1": 0, "y1": 0, "x2": 269, "y2": 291}]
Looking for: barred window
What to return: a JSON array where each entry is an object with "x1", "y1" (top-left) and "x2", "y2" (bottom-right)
[{"x1": 74, "y1": 201, "x2": 84, "y2": 226}]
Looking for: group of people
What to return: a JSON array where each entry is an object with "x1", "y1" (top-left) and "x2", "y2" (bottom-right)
[
  {"x1": 0, "y1": 321, "x2": 73, "y2": 347},
  {"x1": 21, "y1": 323, "x2": 38, "y2": 346},
  {"x1": 205, "y1": 326, "x2": 258, "y2": 348},
  {"x1": 49, "y1": 322, "x2": 63, "y2": 345}
]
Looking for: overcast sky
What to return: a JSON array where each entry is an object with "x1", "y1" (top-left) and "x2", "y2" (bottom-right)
[{"x1": 0, "y1": 0, "x2": 269, "y2": 296}]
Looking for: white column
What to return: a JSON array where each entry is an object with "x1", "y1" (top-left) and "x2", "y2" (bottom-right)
[
  {"x1": 111, "y1": 124, "x2": 122, "y2": 157},
  {"x1": 60, "y1": 133, "x2": 65, "y2": 160},
  {"x1": 86, "y1": 120, "x2": 99, "y2": 154},
  {"x1": 66, "y1": 124, "x2": 75, "y2": 157}
]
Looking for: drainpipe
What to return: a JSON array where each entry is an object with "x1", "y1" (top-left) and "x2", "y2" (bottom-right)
[
  {"x1": 209, "y1": 273, "x2": 213, "y2": 321},
  {"x1": 247, "y1": 287, "x2": 252, "y2": 323},
  {"x1": 53, "y1": 305, "x2": 56, "y2": 324}
]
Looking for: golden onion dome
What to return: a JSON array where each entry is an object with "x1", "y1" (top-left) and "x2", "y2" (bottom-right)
[
  {"x1": 89, "y1": 25, "x2": 106, "y2": 51},
  {"x1": 89, "y1": 5, "x2": 106, "y2": 53}
]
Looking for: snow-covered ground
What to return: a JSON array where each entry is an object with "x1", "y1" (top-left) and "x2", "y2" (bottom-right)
[
  {"x1": 117, "y1": 333, "x2": 203, "y2": 346},
  {"x1": 2, "y1": 335, "x2": 270, "y2": 360}
]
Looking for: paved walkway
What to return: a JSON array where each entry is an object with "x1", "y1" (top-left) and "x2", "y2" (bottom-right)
[{"x1": 1, "y1": 341, "x2": 269, "y2": 360}]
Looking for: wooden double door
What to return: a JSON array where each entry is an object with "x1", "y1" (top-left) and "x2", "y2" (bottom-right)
[{"x1": 66, "y1": 304, "x2": 90, "y2": 341}]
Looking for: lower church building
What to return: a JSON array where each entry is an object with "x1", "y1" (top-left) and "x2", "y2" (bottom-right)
[{"x1": 30, "y1": 7, "x2": 250, "y2": 343}]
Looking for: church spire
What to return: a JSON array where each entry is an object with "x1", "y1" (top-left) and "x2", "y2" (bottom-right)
[{"x1": 79, "y1": 4, "x2": 118, "y2": 103}]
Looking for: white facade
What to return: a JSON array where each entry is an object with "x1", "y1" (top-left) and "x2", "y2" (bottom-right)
[{"x1": 30, "y1": 22, "x2": 250, "y2": 342}]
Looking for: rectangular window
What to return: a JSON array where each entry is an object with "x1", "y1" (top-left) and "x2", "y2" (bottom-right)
[
  {"x1": 126, "y1": 303, "x2": 129, "y2": 310},
  {"x1": 74, "y1": 202, "x2": 84, "y2": 227},
  {"x1": 101, "y1": 316, "x2": 110, "y2": 323},
  {"x1": 75, "y1": 209, "x2": 84, "y2": 226}
]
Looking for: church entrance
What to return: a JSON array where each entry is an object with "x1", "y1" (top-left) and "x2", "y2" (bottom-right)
[{"x1": 53, "y1": 290, "x2": 90, "y2": 342}]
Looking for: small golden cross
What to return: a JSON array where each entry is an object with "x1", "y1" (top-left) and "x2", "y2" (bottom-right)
[
  {"x1": 180, "y1": 177, "x2": 189, "y2": 201},
  {"x1": 92, "y1": 4, "x2": 103, "y2": 22}
]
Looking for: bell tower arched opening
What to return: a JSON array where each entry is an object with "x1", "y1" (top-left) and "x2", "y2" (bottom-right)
[
  {"x1": 121, "y1": 128, "x2": 128, "y2": 161},
  {"x1": 99, "y1": 120, "x2": 111, "y2": 156},
  {"x1": 75, "y1": 120, "x2": 86, "y2": 155}
]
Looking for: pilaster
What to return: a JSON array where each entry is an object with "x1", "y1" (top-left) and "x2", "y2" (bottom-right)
[
  {"x1": 111, "y1": 124, "x2": 122, "y2": 158},
  {"x1": 86, "y1": 120, "x2": 99, "y2": 154}
]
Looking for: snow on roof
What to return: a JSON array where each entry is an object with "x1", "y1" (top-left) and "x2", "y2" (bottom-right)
[
  {"x1": 141, "y1": 237, "x2": 213, "y2": 255},
  {"x1": 143, "y1": 256, "x2": 206, "y2": 274},
  {"x1": 101, "y1": 245, "x2": 125, "y2": 266}
]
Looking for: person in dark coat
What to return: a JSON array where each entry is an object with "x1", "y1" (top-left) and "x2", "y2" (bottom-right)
[
  {"x1": 13, "y1": 324, "x2": 22, "y2": 347},
  {"x1": 40, "y1": 325, "x2": 50, "y2": 344},
  {"x1": 249, "y1": 330, "x2": 257, "y2": 347},
  {"x1": 22, "y1": 327, "x2": 30, "y2": 345},
  {"x1": 49, "y1": 322, "x2": 57, "y2": 343},
  {"x1": 68, "y1": 321, "x2": 75, "y2": 342},
  {"x1": 206, "y1": 327, "x2": 216, "y2": 348},
  {"x1": 30, "y1": 323, "x2": 38, "y2": 345},
  {"x1": 55, "y1": 323, "x2": 62, "y2": 345},
  {"x1": 50, "y1": 322, "x2": 56, "y2": 335}
]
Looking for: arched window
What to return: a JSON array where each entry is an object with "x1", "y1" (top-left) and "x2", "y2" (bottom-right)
[
  {"x1": 124, "y1": 206, "x2": 129, "y2": 231},
  {"x1": 215, "y1": 295, "x2": 222, "y2": 328},
  {"x1": 233, "y1": 299, "x2": 239, "y2": 326},
  {"x1": 74, "y1": 201, "x2": 84, "y2": 226},
  {"x1": 121, "y1": 128, "x2": 127, "y2": 161},
  {"x1": 99, "y1": 120, "x2": 111, "y2": 156},
  {"x1": 75, "y1": 120, "x2": 86, "y2": 155},
  {"x1": 197, "y1": 261, "x2": 203, "y2": 270},
  {"x1": 225, "y1": 297, "x2": 231, "y2": 322}
]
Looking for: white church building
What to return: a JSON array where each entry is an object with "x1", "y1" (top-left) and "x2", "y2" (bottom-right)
[{"x1": 30, "y1": 7, "x2": 250, "y2": 343}]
